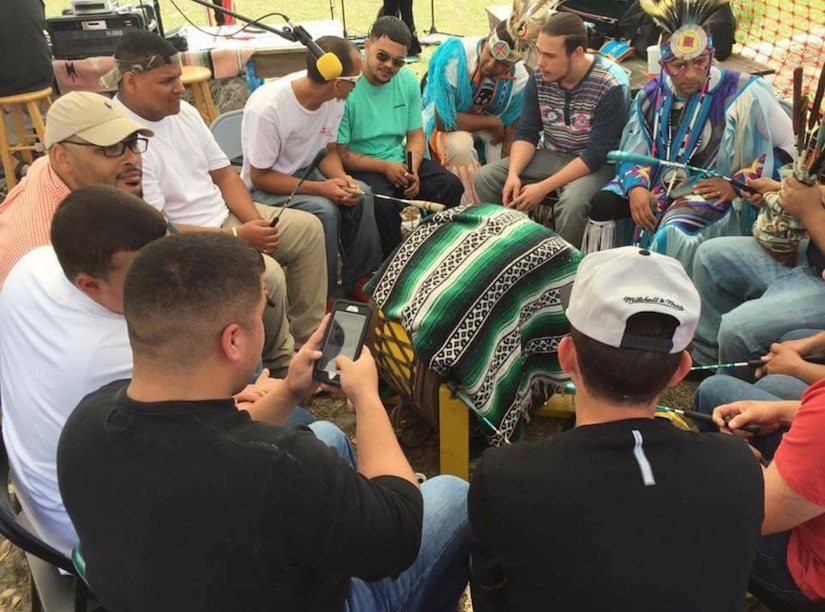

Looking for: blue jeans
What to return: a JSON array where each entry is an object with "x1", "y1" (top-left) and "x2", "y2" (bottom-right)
[
  {"x1": 254, "y1": 170, "x2": 382, "y2": 296},
  {"x1": 751, "y1": 530, "x2": 813, "y2": 606},
  {"x1": 308, "y1": 423, "x2": 470, "y2": 612},
  {"x1": 691, "y1": 237, "x2": 825, "y2": 368}
]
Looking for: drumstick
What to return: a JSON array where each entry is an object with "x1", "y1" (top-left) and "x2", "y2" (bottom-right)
[
  {"x1": 340, "y1": 186, "x2": 446, "y2": 213},
  {"x1": 606, "y1": 151, "x2": 752, "y2": 193}
]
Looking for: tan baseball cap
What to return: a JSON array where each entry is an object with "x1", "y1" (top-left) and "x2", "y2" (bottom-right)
[{"x1": 45, "y1": 91, "x2": 153, "y2": 150}]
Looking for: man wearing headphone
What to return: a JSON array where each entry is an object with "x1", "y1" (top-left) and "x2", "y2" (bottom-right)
[{"x1": 242, "y1": 36, "x2": 383, "y2": 303}]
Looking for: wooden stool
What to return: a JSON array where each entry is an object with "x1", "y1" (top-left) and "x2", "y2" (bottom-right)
[
  {"x1": 181, "y1": 66, "x2": 217, "y2": 125},
  {"x1": 0, "y1": 87, "x2": 52, "y2": 190}
]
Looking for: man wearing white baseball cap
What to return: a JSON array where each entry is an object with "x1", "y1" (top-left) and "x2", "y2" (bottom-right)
[
  {"x1": 0, "y1": 91, "x2": 152, "y2": 287},
  {"x1": 468, "y1": 247, "x2": 764, "y2": 612}
]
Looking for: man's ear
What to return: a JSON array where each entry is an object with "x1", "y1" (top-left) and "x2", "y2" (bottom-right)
[
  {"x1": 120, "y1": 72, "x2": 138, "y2": 95},
  {"x1": 74, "y1": 273, "x2": 103, "y2": 301},
  {"x1": 219, "y1": 323, "x2": 244, "y2": 363},
  {"x1": 558, "y1": 335, "x2": 577, "y2": 376},
  {"x1": 666, "y1": 350, "x2": 693, "y2": 387},
  {"x1": 48, "y1": 144, "x2": 72, "y2": 176}
]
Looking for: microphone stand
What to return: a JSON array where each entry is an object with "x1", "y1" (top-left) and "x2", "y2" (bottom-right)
[{"x1": 187, "y1": 0, "x2": 302, "y2": 44}]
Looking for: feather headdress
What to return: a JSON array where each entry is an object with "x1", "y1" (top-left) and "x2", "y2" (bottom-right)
[
  {"x1": 505, "y1": 0, "x2": 559, "y2": 64},
  {"x1": 640, "y1": 0, "x2": 730, "y2": 60}
]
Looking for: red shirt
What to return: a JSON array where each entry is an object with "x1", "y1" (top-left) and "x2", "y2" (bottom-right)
[{"x1": 774, "y1": 379, "x2": 825, "y2": 601}]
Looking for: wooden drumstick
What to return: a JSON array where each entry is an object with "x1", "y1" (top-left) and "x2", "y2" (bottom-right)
[{"x1": 340, "y1": 186, "x2": 446, "y2": 213}]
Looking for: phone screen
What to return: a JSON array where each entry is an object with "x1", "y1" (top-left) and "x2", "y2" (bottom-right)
[{"x1": 317, "y1": 310, "x2": 368, "y2": 377}]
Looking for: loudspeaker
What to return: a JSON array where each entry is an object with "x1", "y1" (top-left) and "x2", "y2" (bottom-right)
[{"x1": 48, "y1": 12, "x2": 147, "y2": 59}]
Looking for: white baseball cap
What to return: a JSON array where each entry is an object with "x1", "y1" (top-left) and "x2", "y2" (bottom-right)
[{"x1": 566, "y1": 247, "x2": 700, "y2": 354}]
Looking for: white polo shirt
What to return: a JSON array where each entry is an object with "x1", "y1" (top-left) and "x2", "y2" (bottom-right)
[{"x1": 0, "y1": 247, "x2": 132, "y2": 554}]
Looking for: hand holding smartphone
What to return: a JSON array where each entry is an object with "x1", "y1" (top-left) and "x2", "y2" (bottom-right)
[{"x1": 312, "y1": 300, "x2": 371, "y2": 385}]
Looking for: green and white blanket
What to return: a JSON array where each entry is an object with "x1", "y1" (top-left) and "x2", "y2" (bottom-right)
[{"x1": 368, "y1": 203, "x2": 582, "y2": 444}]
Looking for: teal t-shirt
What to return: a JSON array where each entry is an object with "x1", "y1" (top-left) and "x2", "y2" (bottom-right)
[{"x1": 338, "y1": 68, "x2": 423, "y2": 163}]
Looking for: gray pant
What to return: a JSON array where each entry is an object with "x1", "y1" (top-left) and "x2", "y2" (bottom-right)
[{"x1": 473, "y1": 148, "x2": 614, "y2": 249}]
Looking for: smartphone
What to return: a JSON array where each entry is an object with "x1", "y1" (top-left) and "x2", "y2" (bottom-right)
[{"x1": 312, "y1": 300, "x2": 372, "y2": 385}]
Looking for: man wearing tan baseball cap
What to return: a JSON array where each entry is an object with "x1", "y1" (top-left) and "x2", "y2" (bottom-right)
[{"x1": 0, "y1": 91, "x2": 152, "y2": 287}]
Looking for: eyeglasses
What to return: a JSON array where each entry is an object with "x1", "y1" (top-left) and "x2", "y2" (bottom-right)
[
  {"x1": 335, "y1": 75, "x2": 360, "y2": 85},
  {"x1": 661, "y1": 54, "x2": 712, "y2": 76},
  {"x1": 375, "y1": 49, "x2": 406, "y2": 68},
  {"x1": 60, "y1": 136, "x2": 149, "y2": 158}
]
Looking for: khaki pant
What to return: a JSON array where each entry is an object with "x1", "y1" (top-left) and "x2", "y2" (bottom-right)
[{"x1": 223, "y1": 204, "x2": 326, "y2": 374}]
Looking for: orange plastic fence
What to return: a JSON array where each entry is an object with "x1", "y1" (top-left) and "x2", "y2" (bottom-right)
[{"x1": 732, "y1": 0, "x2": 825, "y2": 98}]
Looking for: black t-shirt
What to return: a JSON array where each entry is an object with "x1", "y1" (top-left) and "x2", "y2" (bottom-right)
[
  {"x1": 469, "y1": 418, "x2": 763, "y2": 612},
  {"x1": 0, "y1": 0, "x2": 53, "y2": 96},
  {"x1": 57, "y1": 380, "x2": 423, "y2": 612}
]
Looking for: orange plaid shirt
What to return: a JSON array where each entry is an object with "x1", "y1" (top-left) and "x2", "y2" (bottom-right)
[{"x1": 0, "y1": 157, "x2": 71, "y2": 288}]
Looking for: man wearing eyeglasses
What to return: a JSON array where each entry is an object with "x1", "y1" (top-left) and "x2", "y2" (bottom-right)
[
  {"x1": 583, "y1": 2, "x2": 794, "y2": 273},
  {"x1": 243, "y1": 36, "x2": 382, "y2": 303},
  {"x1": 0, "y1": 91, "x2": 152, "y2": 287},
  {"x1": 338, "y1": 16, "x2": 464, "y2": 260}
]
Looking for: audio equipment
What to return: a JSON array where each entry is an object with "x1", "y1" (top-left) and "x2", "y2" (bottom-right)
[{"x1": 48, "y1": 12, "x2": 148, "y2": 60}]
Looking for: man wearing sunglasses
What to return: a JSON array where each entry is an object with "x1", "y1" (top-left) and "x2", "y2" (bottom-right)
[
  {"x1": 243, "y1": 36, "x2": 382, "y2": 303},
  {"x1": 0, "y1": 91, "x2": 152, "y2": 287},
  {"x1": 584, "y1": 0, "x2": 794, "y2": 274},
  {"x1": 338, "y1": 16, "x2": 464, "y2": 260}
]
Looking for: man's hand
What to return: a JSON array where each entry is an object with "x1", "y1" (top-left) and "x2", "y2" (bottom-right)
[
  {"x1": 487, "y1": 118, "x2": 505, "y2": 146},
  {"x1": 628, "y1": 186, "x2": 657, "y2": 230},
  {"x1": 502, "y1": 175, "x2": 522, "y2": 207},
  {"x1": 336, "y1": 346, "x2": 380, "y2": 409},
  {"x1": 779, "y1": 176, "x2": 824, "y2": 222},
  {"x1": 511, "y1": 182, "x2": 548, "y2": 212},
  {"x1": 284, "y1": 315, "x2": 329, "y2": 402},
  {"x1": 233, "y1": 368, "x2": 279, "y2": 404},
  {"x1": 316, "y1": 178, "x2": 360, "y2": 206},
  {"x1": 402, "y1": 172, "x2": 421, "y2": 198},
  {"x1": 237, "y1": 220, "x2": 280, "y2": 254},
  {"x1": 712, "y1": 400, "x2": 788, "y2": 437},
  {"x1": 742, "y1": 177, "x2": 781, "y2": 208},
  {"x1": 756, "y1": 342, "x2": 807, "y2": 379},
  {"x1": 384, "y1": 162, "x2": 413, "y2": 189},
  {"x1": 693, "y1": 178, "x2": 736, "y2": 204}
]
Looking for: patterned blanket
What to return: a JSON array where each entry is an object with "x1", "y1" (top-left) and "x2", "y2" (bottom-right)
[{"x1": 368, "y1": 203, "x2": 582, "y2": 444}]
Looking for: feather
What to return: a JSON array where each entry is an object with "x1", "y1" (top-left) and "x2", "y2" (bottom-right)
[
  {"x1": 507, "y1": 0, "x2": 559, "y2": 57},
  {"x1": 640, "y1": 0, "x2": 730, "y2": 33}
]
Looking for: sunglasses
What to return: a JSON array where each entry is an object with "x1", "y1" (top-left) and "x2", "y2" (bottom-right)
[
  {"x1": 375, "y1": 49, "x2": 406, "y2": 68},
  {"x1": 60, "y1": 136, "x2": 149, "y2": 158},
  {"x1": 661, "y1": 54, "x2": 712, "y2": 76}
]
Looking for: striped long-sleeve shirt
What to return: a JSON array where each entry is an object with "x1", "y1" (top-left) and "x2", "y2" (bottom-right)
[{"x1": 516, "y1": 56, "x2": 629, "y2": 171}]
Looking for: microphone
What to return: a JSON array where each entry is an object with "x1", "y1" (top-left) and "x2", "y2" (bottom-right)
[
  {"x1": 285, "y1": 19, "x2": 344, "y2": 81},
  {"x1": 186, "y1": 0, "x2": 343, "y2": 80},
  {"x1": 606, "y1": 151, "x2": 752, "y2": 193},
  {"x1": 270, "y1": 150, "x2": 328, "y2": 227}
]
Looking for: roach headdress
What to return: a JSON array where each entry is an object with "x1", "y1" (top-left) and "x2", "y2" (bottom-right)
[{"x1": 640, "y1": 0, "x2": 729, "y2": 61}]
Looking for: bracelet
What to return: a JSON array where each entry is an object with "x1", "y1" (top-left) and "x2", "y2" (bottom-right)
[{"x1": 231, "y1": 227, "x2": 239, "y2": 238}]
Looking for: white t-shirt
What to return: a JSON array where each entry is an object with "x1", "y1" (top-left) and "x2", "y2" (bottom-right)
[
  {"x1": 241, "y1": 71, "x2": 344, "y2": 189},
  {"x1": 116, "y1": 98, "x2": 231, "y2": 228},
  {"x1": 0, "y1": 247, "x2": 132, "y2": 555}
]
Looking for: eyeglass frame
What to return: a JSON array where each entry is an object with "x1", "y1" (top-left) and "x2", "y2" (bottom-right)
[
  {"x1": 375, "y1": 49, "x2": 407, "y2": 68},
  {"x1": 335, "y1": 75, "x2": 361, "y2": 85},
  {"x1": 660, "y1": 53, "x2": 712, "y2": 77},
  {"x1": 59, "y1": 135, "x2": 149, "y2": 158}
]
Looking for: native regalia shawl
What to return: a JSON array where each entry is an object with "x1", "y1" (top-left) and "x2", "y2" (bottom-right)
[
  {"x1": 423, "y1": 38, "x2": 523, "y2": 147},
  {"x1": 368, "y1": 203, "x2": 582, "y2": 445}
]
